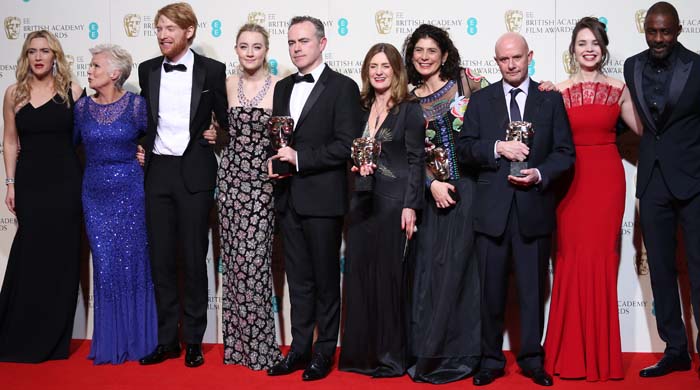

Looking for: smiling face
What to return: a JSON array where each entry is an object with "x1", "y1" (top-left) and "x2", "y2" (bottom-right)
[
  {"x1": 573, "y1": 28, "x2": 602, "y2": 71},
  {"x1": 287, "y1": 21, "x2": 326, "y2": 74},
  {"x1": 495, "y1": 33, "x2": 532, "y2": 87},
  {"x1": 644, "y1": 12, "x2": 681, "y2": 61},
  {"x1": 411, "y1": 37, "x2": 447, "y2": 82},
  {"x1": 236, "y1": 31, "x2": 268, "y2": 73},
  {"x1": 26, "y1": 37, "x2": 55, "y2": 78},
  {"x1": 156, "y1": 15, "x2": 193, "y2": 62},
  {"x1": 368, "y1": 51, "x2": 394, "y2": 95},
  {"x1": 87, "y1": 52, "x2": 118, "y2": 91}
]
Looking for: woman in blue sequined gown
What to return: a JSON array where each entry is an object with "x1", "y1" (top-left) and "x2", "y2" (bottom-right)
[{"x1": 73, "y1": 44, "x2": 157, "y2": 364}]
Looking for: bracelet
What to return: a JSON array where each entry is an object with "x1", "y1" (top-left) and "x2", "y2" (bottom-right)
[{"x1": 5, "y1": 178, "x2": 15, "y2": 185}]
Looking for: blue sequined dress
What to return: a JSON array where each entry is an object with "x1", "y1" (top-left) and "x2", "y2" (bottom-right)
[{"x1": 74, "y1": 91, "x2": 157, "y2": 364}]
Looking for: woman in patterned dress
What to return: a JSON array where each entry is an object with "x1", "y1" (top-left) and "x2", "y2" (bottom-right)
[{"x1": 216, "y1": 23, "x2": 281, "y2": 370}]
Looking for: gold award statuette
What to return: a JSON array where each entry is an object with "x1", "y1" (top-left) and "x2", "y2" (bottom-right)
[
  {"x1": 426, "y1": 147, "x2": 451, "y2": 182},
  {"x1": 375, "y1": 10, "x2": 394, "y2": 35},
  {"x1": 4, "y1": 16, "x2": 20, "y2": 40},
  {"x1": 351, "y1": 137, "x2": 381, "y2": 191},
  {"x1": 505, "y1": 121, "x2": 535, "y2": 177},
  {"x1": 123, "y1": 14, "x2": 141, "y2": 37},
  {"x1": 268, "y1": 116, "x2": 295, "y2": 177}
]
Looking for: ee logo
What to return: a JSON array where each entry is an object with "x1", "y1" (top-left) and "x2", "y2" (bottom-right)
[
  {"x1": 89, "y1": 22, "x2": 98, "y2": 40},
  {"x1": 268, "y1": 59, "x2": 278, "y2": 76},
  {"x1": 211, "y1": 20, "x2": 222, "y2": 38},
  {"x1": 467, "y1": 18, "x2": 478, "y2": 35},
  {"x1": 528, "y1": 59, "x2": 536, "y2": 76},
  {"x1": 338, "y1": 18, "x2": 348, "y2": 36}
]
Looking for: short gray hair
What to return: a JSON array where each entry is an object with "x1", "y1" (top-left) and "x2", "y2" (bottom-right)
[
  {"x1": 89, "y1": 44, "x2": 133, "y2": 89},
  {"x1": 289, "y1": 16, "x2": 325, "y2": 40}
]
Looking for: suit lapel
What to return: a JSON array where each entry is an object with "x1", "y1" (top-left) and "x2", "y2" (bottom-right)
[
  {"x1": 297, "y1": 66, "x2": 330, "y2": 129},
  {"x1": 490, "y1": 81, "x2": 510, "y2": 134},
  {"x1": 148, "y1": 58, "x2": 163, "y2": 125},
  {"x1": 280, "y1": 77, "x2": 294, "y2": 116},
  {"x1": 524, "y1": 79, "x2": 543, "y2": 123},
  {"x1": 662, "y1": 47, "x2": 693, "y2": 126},
  {"x1": 190, "y1": 51, "x2": 205, "y2": 127},
  {"x1": 633, "y1": 54, "x2": 658, "y2": 133}
]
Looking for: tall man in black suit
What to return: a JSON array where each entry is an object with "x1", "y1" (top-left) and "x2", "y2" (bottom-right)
[
  {"x1": 456, "y1": 32, "x2": 574, "y2": 387},
  {"x1": 266, "y1": 16, "x2": 362, "y2": 381},
  {"x1": 136, "y1": 2, "x2": 228, "y2": 368},
  {"x1": 625, "y1": 2, "x2": 700, "y2": 378}
]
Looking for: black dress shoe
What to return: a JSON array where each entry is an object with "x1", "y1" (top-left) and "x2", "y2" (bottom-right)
[
  {"x1": 473, "y1": 368, "x2": 505, "y2": 386},
  {"x1": 639, "y1": 354, "x2": 691, "y2": 377},
  {"x1": 523, "y1": 367, "x2": 554, "y2": 387},
  {"x1": 302, "y1": 353, "x2": 332, "y2": 381},
  {"x1": 139, "y1": 344, "x2": 181, "y2": 365},
  {"x1": 267, "y1": 351, "x2": 309, "y2": 376},
  {"x1": 184, "y1": 344, "x2": 204, "y2": 368}
]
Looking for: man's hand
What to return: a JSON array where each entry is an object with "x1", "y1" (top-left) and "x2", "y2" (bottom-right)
[
  {"x1": 276, "y1": 146, "x2": 297, "y2": 166},
  {"x1": 136, "y1": 145, "x2": 145, "y2": 167},
  {"x1": 497, "y1": 140, "x2": 529, "y2": 161},
  {"x1": 508, "y1": 168, "x2": 539, "y2": 187}
]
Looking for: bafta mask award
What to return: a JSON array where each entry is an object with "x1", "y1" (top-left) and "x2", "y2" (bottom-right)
[
  {"x1": 505, "y1": 121, "x2": 535, "y2": 177},
  {"x1": 268, "y1": 116, "x2": 295, "y2": 177},
  {"x1": 351, "y1": 137, "x2": 381, "y2": 191},
  {"x1": 426, "y1": 147, "x2": 451, "y2": 182}
]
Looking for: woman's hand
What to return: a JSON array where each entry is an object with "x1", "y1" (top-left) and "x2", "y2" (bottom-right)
[
  {"x1": 401, "y1": 208, "x2": 417, "y2": 240},
  {"x1": 351, "y1": 164, "x2": 376, "y2": 176},
  {"x1": 430, "y1": 180, "x2": 456, "y2": 209},
  {"x1": 203, "y1": 126, "x2": 217, "y2": 144},
  {"x1": 5, "y1": 184, "x2": 15, "y2": 215},
  {"x1": 136, "y1": 145, "x2": 145, "y2": 167}
]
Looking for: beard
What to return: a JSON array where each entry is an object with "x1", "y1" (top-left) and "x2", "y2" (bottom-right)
[{"x1": 160, "y1": 36, "x2": 190, "y2": 61}]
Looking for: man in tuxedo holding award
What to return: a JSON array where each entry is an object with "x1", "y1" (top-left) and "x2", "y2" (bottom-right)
[
  {"x1": 625, "y1": 2, "x2": 700, "y2": 378},
  {"x1": 456, "y1": 32, "x2": 574, "y2": 386},
  {"x1": 136, "y1": 2, "x2": 227, "y2": 368},
  {"x1": 266, "y1": 16, "x2": 362, "y2": 380}
]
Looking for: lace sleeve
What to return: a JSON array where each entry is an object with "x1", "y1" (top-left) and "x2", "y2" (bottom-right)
[{"x1": 133, "y1": 94, "x2": 148, "y2": 137}]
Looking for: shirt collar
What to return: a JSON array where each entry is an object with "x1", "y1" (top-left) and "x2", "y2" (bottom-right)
[
  {"x1": 503, "y1": 77, "x2": 530, "y2": 96},
  {"x1": 163, "y1": 48, "x2": 194, "y2": 68},
  {"x1": 297, "y1": 62, "x2": 326, "y2": 83}
]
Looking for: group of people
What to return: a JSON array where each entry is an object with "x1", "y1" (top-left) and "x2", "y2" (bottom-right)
[{"x1": 0, "y1": 1, "x2": 699, "y2": 387}]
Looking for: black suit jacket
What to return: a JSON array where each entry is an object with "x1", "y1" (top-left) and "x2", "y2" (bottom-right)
[
  {"x1": 271, "y1": 66, "x2": 363, "y2": 217},
  {"x1": 361, "y1": 101, "x2": 425, "y2": 210},
  {"x1": 138, "y1": 50, "x2": 229, "y2": 193},
  {"x1": 624, "y1": 43, "x2": 700, "y2": 200},
  {"x1": 456, "y1": 79, "x2": 574, "y2": 238}
]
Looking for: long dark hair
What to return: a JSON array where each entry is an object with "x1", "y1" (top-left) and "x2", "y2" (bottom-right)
[
  {"x1": 569, "y1": 17, "x2": 609, "y2": 72},
  {"x1": 402, "y1": 24, "x2": 461, "y2": 85}
]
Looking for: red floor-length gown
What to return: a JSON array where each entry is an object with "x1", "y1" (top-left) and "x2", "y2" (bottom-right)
[{"x1": 544, "y1": 82, "x2": 625, "y2": 381}]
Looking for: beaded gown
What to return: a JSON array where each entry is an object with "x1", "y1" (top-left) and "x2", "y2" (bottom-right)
[
  {"x1": 544, "y1": 82, "x2": 625, "y2": 381},
  {"x1": 409, "y1": 69, "x2": 488, "y2": 384},
  {"x1": 73, "y1": 92, "x2": 157, "y2": 364},
  {"x1": 0, "y1": 92, "x2": 82, "y2": 362},
  {"x1": 217, "y1": 81, "x2": 281, "y2": 369}
]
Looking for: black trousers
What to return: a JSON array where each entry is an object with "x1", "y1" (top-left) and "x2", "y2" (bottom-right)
[
  {"x1": 279, "y1": 199, "x2": 343, "y2": 358},
  {"x1": 639, "y1": 164, "x2": 700, "y2": 357},
  {"x1": 476, "y1": 199, "x2": 550, "y2": 371},
  {"x1": 145, "y1": 155, "x2": 214, "y2": 345}
]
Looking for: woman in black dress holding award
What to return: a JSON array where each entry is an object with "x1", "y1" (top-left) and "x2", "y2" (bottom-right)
[
  {"x1": 339, "y1": 43, "x2": 425, "y2": 377},
  {"x1": 403, "y1": 24, "x2": 488, "y2": 384}
]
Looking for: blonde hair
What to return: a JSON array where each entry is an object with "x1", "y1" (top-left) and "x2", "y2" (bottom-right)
[
  {"x1": 236, "y1": 23, "x2": 270, "y2": 71},
  {"x1": 155, "y1": 2, "x2": 198, "y2": 45},
  {"x1": 14, "y1": 30, "x2": 73, "y2": 108}
]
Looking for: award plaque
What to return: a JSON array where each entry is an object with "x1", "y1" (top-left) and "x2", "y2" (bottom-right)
[
  {"x1": 267, "y1": 116, "x2": 294, "y2": 177},
  {"x1": 505, "y1": 121, "x2": 535, "y2": 177},
  {"x1": 351, "y1": 137, "x2": 381, "y2": 191}
]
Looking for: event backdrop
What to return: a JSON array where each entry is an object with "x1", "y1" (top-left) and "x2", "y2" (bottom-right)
[{"x1": 0, "y1": 0, "x2": 698, "y2": 352}]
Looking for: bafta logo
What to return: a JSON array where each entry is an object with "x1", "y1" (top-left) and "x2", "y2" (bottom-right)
[
  {"x1": 247, "y1": 12, "x2": 266, "y2": 26},
  {"x1": 65, "y1": 54, "x2": 75, "y2": 70},
  {"x1": 123, "y1": 14, "x2": 141, "y2": 37},
  {"x1": 4, "y1": 16, "x2": 21, "y2": 40},
  {"x1": 375, "y1": 10, "x2": 393, "y2": 35},
  {"x1": 635, "y1": 250, "x2": 649, "y2": 276},
  {"x1": 562, "y1": 51, "x2": 575, "y2": 75},
  {"x1": 635, "y1": 9, "x2": 647, "y2": 33},
  {"x1": 504, "y1": 10, "x2": 524, "y2": 33}
]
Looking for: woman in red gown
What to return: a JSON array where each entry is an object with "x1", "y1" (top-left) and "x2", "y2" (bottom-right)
[{"x1": 544, "y1": 17, "x2": 642, "y2": 381}]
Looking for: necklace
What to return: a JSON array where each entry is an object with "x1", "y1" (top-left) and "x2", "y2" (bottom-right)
[
  {"x1": 369, "y1": 99, "x2": 388, "y2": 137},
  {"x1": 237, "y1": 73, "x2": 271, "y2": 108}
]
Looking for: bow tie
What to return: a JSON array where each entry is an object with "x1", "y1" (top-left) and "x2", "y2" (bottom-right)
[
  {"x1": 293, "y1": 73, "x2": 314, "y2": 83},
  {"x1": 163, "y1": 63, "x2": 187, "y2": 73}
]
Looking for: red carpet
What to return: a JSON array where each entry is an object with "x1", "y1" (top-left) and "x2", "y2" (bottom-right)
[{"x1": 0, "y1": 340, "x2": 698, "y2": 389}]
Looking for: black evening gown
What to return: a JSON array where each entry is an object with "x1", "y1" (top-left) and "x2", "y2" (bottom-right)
[
  {"x1": 408, "y1": 70, "x2": 487, "y2": 383},
  {"x1": 0, "y1": 93, "x2": 82, "y2": 362},
  {"x1": 339, "y1": 101, "x2": 425, "y2": 377}
]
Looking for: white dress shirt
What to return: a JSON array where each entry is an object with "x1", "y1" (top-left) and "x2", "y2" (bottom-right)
[
  {"x1": 154, "y1": 49, "x2": 194, "y2": 156},
  {"x1": 288, "y1": 62, "x2": 326, "y2": 169}
]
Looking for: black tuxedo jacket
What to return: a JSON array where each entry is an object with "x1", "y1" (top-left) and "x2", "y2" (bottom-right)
[
  {"x1": 138, "y1": 50, "x2": 229, "y2": 193},
  {"x1": 624, "y1": 43, "x2": 700, "y2": 200},
  {"x1": 456, "y1": 79, "x2": 574, "y2": 238},
  {"x1": 271, "y1": 65, "x2": 362, "y2": 217}
]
